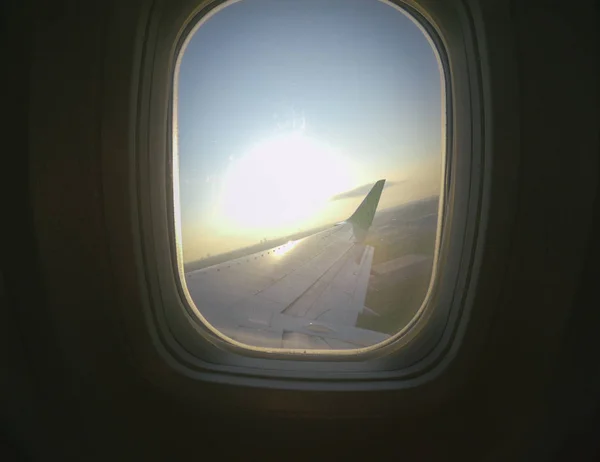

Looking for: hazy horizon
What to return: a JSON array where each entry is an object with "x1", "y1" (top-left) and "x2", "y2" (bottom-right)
[{"x1": 185, "y1": 188, "x2": 441, "y2": 264}]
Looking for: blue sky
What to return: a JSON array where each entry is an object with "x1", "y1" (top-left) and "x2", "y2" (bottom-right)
[{"x1": 176, "y1": 0, "x2": 443, "y2": 261}]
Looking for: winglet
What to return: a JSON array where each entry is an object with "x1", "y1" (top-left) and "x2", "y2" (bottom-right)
[{"x1": 347, "y1": 179, "x2": 386, "y2": 231}]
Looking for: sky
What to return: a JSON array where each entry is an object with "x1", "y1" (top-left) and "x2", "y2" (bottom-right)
[{"x1": 176, "y1": 0, "x2": 444, "y2": 262}]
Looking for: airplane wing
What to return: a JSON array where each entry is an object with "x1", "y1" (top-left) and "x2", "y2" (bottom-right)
[{"x1": 185, "y1": 179, "x2": 390, "y2": 350}]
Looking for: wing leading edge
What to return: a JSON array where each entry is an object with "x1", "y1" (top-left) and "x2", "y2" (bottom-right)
[{"x1": 185, "y1": 179, "x2": 389, "y2": 350}]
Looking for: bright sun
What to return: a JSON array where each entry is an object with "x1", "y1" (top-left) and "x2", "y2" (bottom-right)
[{"x1": 216, "y1": 132, "x2": 357, "y2": 233}]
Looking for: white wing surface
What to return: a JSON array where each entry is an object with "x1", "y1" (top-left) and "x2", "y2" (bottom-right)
[{"x1": 185, "y1": 180, "x2": 389, "y2": 350}]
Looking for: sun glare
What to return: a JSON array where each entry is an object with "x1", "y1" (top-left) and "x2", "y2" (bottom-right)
[
  {"x1": 216, "y1": 132, "x2": 357, "y2": 233},
  {"x1": 272, "y1": 240, "x2": 299, "y2": 256}
]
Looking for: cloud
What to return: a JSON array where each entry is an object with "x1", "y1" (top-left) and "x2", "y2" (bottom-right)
[{"x1": 329, "y1": 180, "x2": 402, "y2": 201}]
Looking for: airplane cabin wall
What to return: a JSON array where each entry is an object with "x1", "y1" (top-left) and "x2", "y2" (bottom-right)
[{"x1": 1, "y1": 0, "x2": 598, "y2": 460}]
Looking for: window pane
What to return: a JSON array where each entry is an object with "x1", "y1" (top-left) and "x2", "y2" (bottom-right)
[{"x1": 175, "y1": 0, "x2": 443, "y2": 351}]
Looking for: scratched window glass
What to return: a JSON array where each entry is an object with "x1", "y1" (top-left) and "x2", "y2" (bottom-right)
[{"x1": 175, "y1": 0, "x2": 444, "y2": 351}]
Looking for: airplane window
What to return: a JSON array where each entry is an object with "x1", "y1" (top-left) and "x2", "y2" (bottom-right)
[{"x1": 174, "y1": 0, "x2": 444, "y2": 352}]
